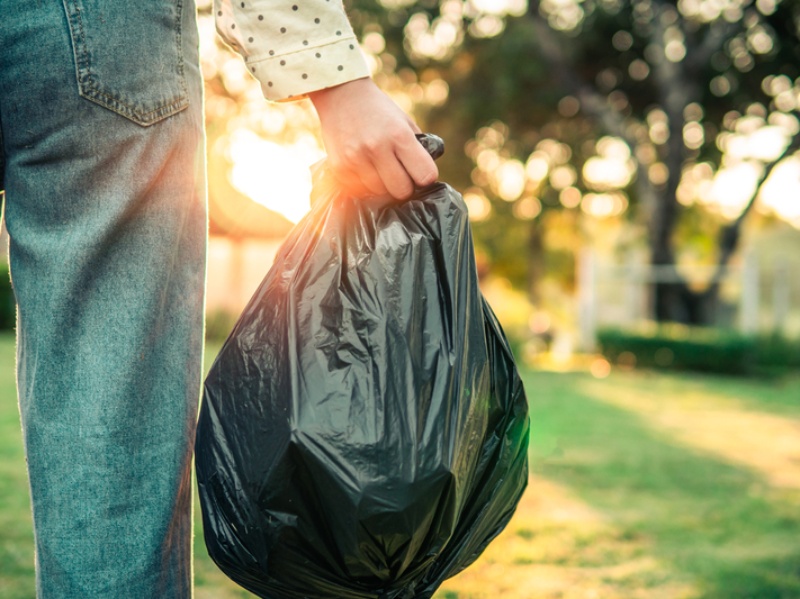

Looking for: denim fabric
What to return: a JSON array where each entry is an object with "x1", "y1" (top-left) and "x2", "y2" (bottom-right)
[{"x1": 0, "y1": 1, "x2": 206, "y2": 597}]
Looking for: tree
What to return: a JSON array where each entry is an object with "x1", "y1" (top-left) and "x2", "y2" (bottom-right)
[
  {"x1": 524, "y1": 0, "x2": 800, "y2": 324},
  {"x1": 350, "y1": 0, "x2": 800, "y2": 324}
]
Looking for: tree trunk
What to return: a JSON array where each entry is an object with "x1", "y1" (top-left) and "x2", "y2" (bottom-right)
[
  {"x1": 652, "y1": 136, "x2": 799, "y2": 326},
  {"x1": 527, "y1": 217, "x2": 545, "y2": 305}
]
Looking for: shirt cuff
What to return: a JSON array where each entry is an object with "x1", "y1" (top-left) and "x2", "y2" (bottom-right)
[{"x1": 245, "y1": 36, "x2": 370, "y2": 101}]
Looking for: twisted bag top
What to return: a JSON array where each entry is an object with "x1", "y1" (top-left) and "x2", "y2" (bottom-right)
[{"x1": 196, "y1": 135, "x2": 530, "y2": 599}]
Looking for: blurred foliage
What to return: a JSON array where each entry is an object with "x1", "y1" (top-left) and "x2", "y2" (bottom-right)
[
  {"x1": 599, "y1": 324, "x2": 800, "y2": 375},
  {"x1": 198, "y1": 3, "x2": 322, "y2": 239},
  {"x1": 199, "y1": 0, "x2": 800, "y2": 328},
  {"x1": 754, "y1": 332, "x2": 800, "y2": 373},
  {"x1": 599, "y1": 325, "x2": 756, "y2": 374},
  {"x1": 343, "y1": 0, "x2": 800, "y2": 323}
]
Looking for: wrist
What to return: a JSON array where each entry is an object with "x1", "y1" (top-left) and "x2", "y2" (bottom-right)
[{"x1": 308, "y1": 77, "x2": 374, "y2": 113}]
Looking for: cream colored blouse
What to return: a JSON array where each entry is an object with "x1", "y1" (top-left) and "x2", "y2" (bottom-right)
[{"x1": 214, "y1": 0, "x2": 371, "y2": 101}]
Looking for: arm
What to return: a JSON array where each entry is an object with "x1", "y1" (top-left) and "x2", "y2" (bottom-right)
[{"x1": 214, "y1": 0, "x2": 437, "y2": 199}]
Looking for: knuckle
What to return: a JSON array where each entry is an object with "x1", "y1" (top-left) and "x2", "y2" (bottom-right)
[
  {"x1": 388, "y1": 125, "x2": 407, "y2": 139},
  {"x1": 340, "y1": 146, "x2": 360, "y2": 164},
  {"x1": 363, "y1": 137, "x2": 382, "y2": 154}
]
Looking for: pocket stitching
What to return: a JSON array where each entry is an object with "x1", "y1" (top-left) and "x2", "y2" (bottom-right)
[{"x1": 63, "y1": 0, "x2": 188, "y2": 126}]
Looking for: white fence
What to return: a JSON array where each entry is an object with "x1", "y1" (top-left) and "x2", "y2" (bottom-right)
[{"x1": 578, "y1": 248, "x2": 799, "y2": 351}]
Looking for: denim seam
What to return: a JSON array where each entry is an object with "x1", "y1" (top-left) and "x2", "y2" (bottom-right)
[
  {"x1": 176, "y1": 0, "x2": 188, "y2": 111},
  {"x1": 62, "y1": 0, "x2": 188, "y2": 127}
]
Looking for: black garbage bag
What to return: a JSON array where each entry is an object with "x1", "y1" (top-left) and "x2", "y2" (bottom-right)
[{"x1": 196, "y1": 134, "x2": 529, "y2": 599}]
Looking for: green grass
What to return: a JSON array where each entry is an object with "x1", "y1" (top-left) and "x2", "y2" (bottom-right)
[
  {"x1": 0, "y1": 334, "x2": 34, "y2": 598},
  {"x1": 524, "y1": 371, "x2": 800, "y2": 599},
  {"x1": 1, "y1": 332, "x2": 799, "y2": 597}
]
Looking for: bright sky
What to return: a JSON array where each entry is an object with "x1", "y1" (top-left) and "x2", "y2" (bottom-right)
[
  {"x1": 227, "y1": 130, "x2": 325, "y2": 224},
  {"x1": 711, "y1": 122, "x2": 800, "y2": 226}
]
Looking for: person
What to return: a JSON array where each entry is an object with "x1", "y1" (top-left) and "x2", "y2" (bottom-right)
[{"x1": 0, "y1": 0, "x2": 437, "y2": 596}]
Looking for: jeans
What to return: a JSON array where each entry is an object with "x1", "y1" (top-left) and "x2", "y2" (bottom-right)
[{"x1": 0, "y1": 1, "x2": 206, "y2": 596}]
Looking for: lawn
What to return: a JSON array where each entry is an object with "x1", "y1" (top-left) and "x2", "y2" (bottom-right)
[{"x1": 1, "y1": 332, "x2": 799, "y2": 598}]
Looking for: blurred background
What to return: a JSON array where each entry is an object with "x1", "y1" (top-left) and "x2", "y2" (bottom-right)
[
  {"x1": 2, "y1": 0, "x2": 800, "y2": 597},
  {"x1": 189, "y1": 0, "x2": 800, "y2": 371}
]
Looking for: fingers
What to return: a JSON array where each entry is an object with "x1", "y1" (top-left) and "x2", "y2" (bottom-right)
[
  {"x1": 326, "y1": 149, "x2": 387, "y2": 199},
  {"x1": 372, "y1": 148, "x2": 416, "y2": 200},
  {"x1": 351, "y1": 160, "x2": 388, "y2": 198},
  {"x1": 396, "y1": 134, "x2": 439, "y2": 189},
  {"x1": 327, "y1": 134, "x2": 435, "y2": 201},
  {"x1": 326, "y1": 165, "x2": 379, "y2": 200}
]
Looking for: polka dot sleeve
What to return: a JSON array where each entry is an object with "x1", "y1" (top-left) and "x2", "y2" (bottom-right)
[{"x1": 215, "y1": 0, "x2": 371, "y2": 101}]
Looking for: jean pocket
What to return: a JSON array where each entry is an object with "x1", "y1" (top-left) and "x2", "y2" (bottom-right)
[{"x1": 62, "y1": 0, "x2": 188, "y2": 127}]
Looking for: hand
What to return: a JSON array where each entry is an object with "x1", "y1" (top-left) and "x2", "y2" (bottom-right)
[{"x1": 309, "y1": 77, "x2": 439, "y2": 200}]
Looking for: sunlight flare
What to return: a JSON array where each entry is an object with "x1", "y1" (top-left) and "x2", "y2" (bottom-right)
[{"x1": 227, "y1": 130, "x2": 325, "y2": 224}]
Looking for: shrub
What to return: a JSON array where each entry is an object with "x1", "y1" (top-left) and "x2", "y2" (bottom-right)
[
  {"x1": 0, "y1": 262, "x2": 14, "y2": 332},
  {"x1": 599, "y1": 325, "x2": 800, "y2": 376},
  {"x1": 598, "y1": 325, "x2": 757, "y2": 375},
  {"x1": 754, "y1": 333, "x2": 800, "y2": 372}
]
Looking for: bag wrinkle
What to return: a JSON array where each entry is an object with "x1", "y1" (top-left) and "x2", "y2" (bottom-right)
[{"x1": 196, "y1": 134, "x2": 529, "y2": 599}]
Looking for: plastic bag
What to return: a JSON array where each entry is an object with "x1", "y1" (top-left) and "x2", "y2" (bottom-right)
[{"x1": 196, "y1": 134, "x2": 529, "y2": 599}]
